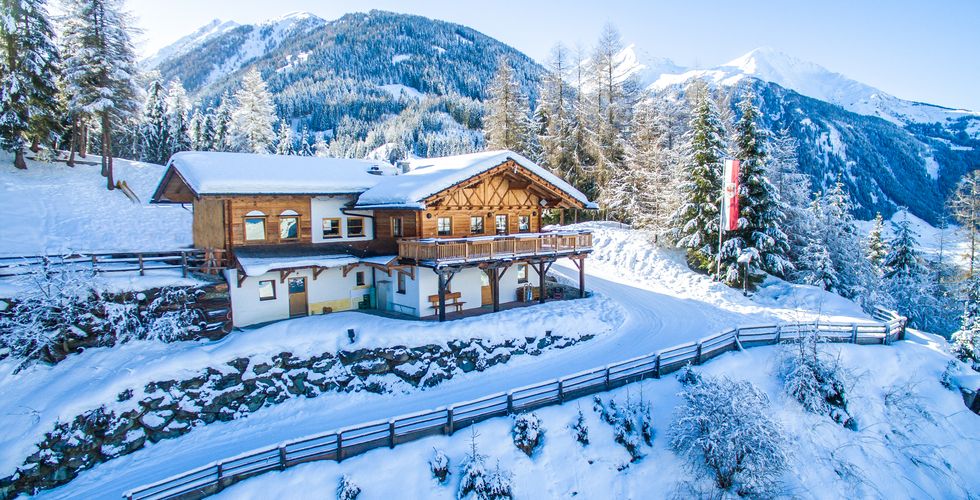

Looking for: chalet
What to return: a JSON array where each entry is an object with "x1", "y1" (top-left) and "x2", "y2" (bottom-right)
[{"x1": 151, "y1": 150, "x2": 596, "y2": 326}]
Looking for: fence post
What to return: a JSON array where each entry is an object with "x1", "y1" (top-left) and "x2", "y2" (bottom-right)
[
  {"x1": 447, "y1": 406, "x2": 454, "y2": 435},
  {"x1": 851, "y1": 324, "x2": 859, "y2": 344},
  {"x1": 389, "y1": 420, "x2": 396, "y2": 448},
  {"x1": 882, "y1": 325, "x2": 890, "y2": 346},
  {"x1": 733, "y1": 329, "x2": 743, "y2": 351},
  {"x1": 695, "y1": 342, "x2": 703, "y2": 365},
  {"x1": 604, "y1": 366, "x2": 611, "y2": 390},
  {"x1": 336, "y1": 433, "x2": 344, "y2": 462},
  {"x1": 91, "y1": 254, "x2": 97, "y2": 271},
  {"x1": 654, "y1": 355, "x2": 661, "y2": 379},
  {"x1": 216, "y1": 461, "x2": 223, "y2": 482},
  {"x1": 557, "y1": 379, "x2": 564, "y2": 403},
  {"x1": 138, "y1": 254, "x2": 145, "y2": 276},
  {"x1": 278, "y1": 446, "x2": 287, "y2": 470},
  {"x1": 774, "y1": 325, "x2": 782, "y2": 345},
  {"x1": 506, "y1": 392, "x2": 514, "y2": 414},
  {"x1": 181, "y1": 251, "x2": 188, "y2": 278}
]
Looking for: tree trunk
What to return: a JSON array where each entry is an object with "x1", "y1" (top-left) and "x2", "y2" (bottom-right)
[
  {"x1": 13, "y1": 149, "x2": 27, "y2": 169},
  {"x1": 66, "y1": 117, "x2": 77, "y2": 167},
  {"x1": 102, "y1": 113, "x2": 115, "y2": 190},
  {"x1": 79, "y1": 124, "x2": 88, "y2": 158}
]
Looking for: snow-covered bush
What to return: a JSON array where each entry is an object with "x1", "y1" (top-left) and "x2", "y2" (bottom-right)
[
  {"x1": 0, "y1": 258, "x2": 97, "y2": 364},
  {"x1": 669, "y1": 375, "x2": 788, "y2": 496},
  {"x1": 570, "y1": 409, "x2": 589, "y2": 446},
  {"x1": 337, "y1": 474, "x2": 361, "y2": 500},
  {"x1": 940, "y1": 360, "x2": 960, "y2": 390},
  {"x1": 458, "y1": 430, "x2": 513, "y2": 500},
  {"x1": 511, "y1": 413, "x2": 543, "y2": 457},
  {"x1": 139, "y1": 287, "x2": 201, "y2": 341},
  {"x1": 593, "y1": 393, "x2": 653, "y2": 462},
  {"x1": 430, "y1": 448, "x2": 450, "y2": 483},
  {"x1": 676, "y1": 363, "x2": 702, "y2": 386},
  {"x1": 779, "y1": 330, "x2": 856, "y2": 429}
]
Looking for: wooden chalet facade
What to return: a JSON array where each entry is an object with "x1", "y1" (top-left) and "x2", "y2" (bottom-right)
[{"x1": 152, "y1": 150, "x2": 595, "y2": 326}]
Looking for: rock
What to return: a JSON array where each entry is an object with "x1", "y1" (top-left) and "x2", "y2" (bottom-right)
[
  {"x1": 252, "y1": 362, "x2": 274, "y2": 375},
  {"x1": 227, "y1": 357, "x2": 249, "y2": 373},
  {"x1": 351, "y1": 359, "x2": 390, "y2": 377}
]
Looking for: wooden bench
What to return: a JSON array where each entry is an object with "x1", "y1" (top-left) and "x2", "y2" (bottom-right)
[{"x1": 428, "y1": 292, "x2": 466, "y2": 312}]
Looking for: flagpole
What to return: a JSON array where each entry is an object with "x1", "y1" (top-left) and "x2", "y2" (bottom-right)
[{"x1": 716, "y1": 158, "x2": 728, "y2": 281}]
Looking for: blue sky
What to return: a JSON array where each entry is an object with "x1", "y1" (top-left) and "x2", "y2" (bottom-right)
[{"x1": 126, "y1": 0, "x2": 980, "y2": 111}]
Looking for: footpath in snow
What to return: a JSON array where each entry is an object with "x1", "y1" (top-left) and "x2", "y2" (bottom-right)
[{"x1": 33, "y1": 224, "x2": 877, "y2": 499}]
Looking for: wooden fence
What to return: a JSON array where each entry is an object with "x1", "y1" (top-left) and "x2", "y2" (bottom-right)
[
  {"x1": 123, "y1": 312, "x2": 906, "y2": 500},
  {"x1": 0, "y1": 249, "x2": 226, "y2": 278}
]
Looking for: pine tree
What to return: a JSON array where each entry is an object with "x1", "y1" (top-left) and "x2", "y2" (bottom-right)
[
  {"x1": 275, "y1": 118, "x2": 294, "y2": 155},
  {"x1": 60, "y1": 0, "x2": 140, "y2": 189},
  {"x1": 164, "y1": 78, "x2": 191, "y2": 158},
  {"x1": 882, "y1": 209, "x2": 932, "y2": 328},
  {"x1": 0, "y1": 0, "x2": 61, "y2": 169},
  {"x1": 822, "y1": 178, "x2": 873, "y2": 301},
  {"x1": 767, "y1": 128, "x2": 815, "y2": 274},
  {"x1": 188, "y1": 109, "x2": 206, "y2": 150},
  {"x1": 485, "y1": 56, "x2": 532, "y2": 156},
  {"x1": 211, "y1": 92, "x2": 233, "y2": 151},
  {"x1": 951, "y1": 274, "x2": 980, "y2": 370},
  {"x1": 313, "y1": 135, "x2": 329, "y2": 157},
  {"x1": 535, "y1": 43, "x2": 576, "y2": 182},
  {"x1": 721, "y1": 90, "x2": 790, "y2": 287},
  {"x1": 137, "y1": 79, "x2": 168, "y2": 164},
  {"x1": 674, "y1": 80, "x2": 725, "y2": 275},
  {"x1": 228, "y1": 69, "x2": 275, "y2": 154},
  {"x1": 297, "y1": 126, "x2": 312, "y2": 156},
  {"x1": 866, "y1": 212, "x2": 888, "y2": 274},
  {"x1": 611, "y1": 99, "x2": 676, "y2": 229}
]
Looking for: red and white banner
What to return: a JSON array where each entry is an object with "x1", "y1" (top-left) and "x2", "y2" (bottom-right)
[{"x1": 721, "y1": 159, "x2": 740, "y2": 232}]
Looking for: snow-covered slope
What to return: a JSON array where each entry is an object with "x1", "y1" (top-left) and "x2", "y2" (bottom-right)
[
  {"x1": 213, "y1": 332, "x2": 980, "y2": 500},
  {"x1": 649, "y1": 46, "x2": 979, "y2": 128},
  {"x1": 142, "y1": 18, "x2": 241, "y2": 70},
  {"x1": 0, "y1": 153, "x2": 191, "y2": 256}
]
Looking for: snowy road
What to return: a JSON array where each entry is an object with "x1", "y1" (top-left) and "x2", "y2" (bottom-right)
[{"x1": 37, "y1": 246, "x2": 857, "y2": 499}]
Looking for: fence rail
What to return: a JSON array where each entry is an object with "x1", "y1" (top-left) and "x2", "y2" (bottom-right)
[
  {"x1": 0, "y1": 249, "x2": 226, "y2": 278},
  {"x1": 124, "y1": 311, "x2": 906, "y2": 500}
]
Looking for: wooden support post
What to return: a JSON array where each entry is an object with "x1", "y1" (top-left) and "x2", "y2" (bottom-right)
[
  {"x1": 447, "y1": 406, "x2": 454, "y2": 435},
  {"x1": 138, "y1": 254, "x2": 144, "y2": 276},
  {"x1": 733, "y1": 329, "x2": 744, "y2": 351},
  {"x1": 695, "y1": 342, "x2": 703, "y2": 365},
  {"x1": 654, "y1": 355, "x2": 661, "y2": 378},
  {"x1": 851, "y1": 324, "x2": 859, "y2": 344},
  {"x1": 557, "y1": 380, "x2": 564, "y2": 403},
  {"x1": 389, "y1": 420, "x2": 396, "y2": 448},
  {"x1": 538, "y1": 261, "x2": 546, "y2": 304},
  {"x1": 604, "y1": 366, "x2": 611, "y2": 390},
  {"x1": 278, "y1": 446, "x2": 287, "y2": 470},
  {"x1": 578, "y1": 257, "x2": 585, "y2": 298},
  {"x1": 336, "y1": 433, "x2": 344, "y2": 462},
  {"x1": 492, "y1": 267, "x2": 501, "y2": 312},
  {"x1": 438, "y1": 270, "x2": 448, "y2": 322},
  {"x1": 216, "y1": 461, "x2": 223, "y2": 480},
  {"x1": 506, "y1": 392, "x2": 514, "y2": 413},
  {"x1": 181, "y1": 251, "x2": 188, "y2": 278}
]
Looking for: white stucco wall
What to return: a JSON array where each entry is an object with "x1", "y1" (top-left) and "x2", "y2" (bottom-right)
[
  {"x1": 310, "y1": 195, "x2": 374, "y2": 243},
  {"x1": 227, "y1": 265, "x2": 374, "y2": 327}
]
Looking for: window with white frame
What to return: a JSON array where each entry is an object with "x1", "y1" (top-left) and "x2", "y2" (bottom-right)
[
  {"x1": 391, "y1": 217, "x2": 403, "y2": 237},
  {"x1": 517, "y1": 264, "x2": 528, "y2": 283},
  {"x1": 470, "y1": 216, "x2": 484, "y2": 234},
  {"x1": 244, "y1": 211, "x2": 267, "y2": 241},
  {"x1": 397, "y1": 272, "x2": 407, "y2": 294},
  {"x1": 518, "y1": 215, "x2": 530, "y2": 233},
  {"x1": 495, "y1": 214, "x2": 508, "y2": 235},
  {"x1": 258, "y1": 280, "x2": 276, "y2": 300},
  {"x1": 437, "y1": 217, "x2": 452, "y2": 236}
]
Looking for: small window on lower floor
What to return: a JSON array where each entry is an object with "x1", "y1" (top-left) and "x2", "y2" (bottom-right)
[
  {"x1": 258, "y1": 280, "x2": 276, "y2": 300},
  {"x1": 391, "y1": 217, "x2": 403, "y2": 237},
  {"x1": 347, "y1": 217, "x2": 365, "y2": 237},
  {"x1": 355, "y1": 271, "x2": 366, "y2": 287},
  {"x1": 517, "y1": 264, "x2": 528, "y2": 284},
  {"x1": 322, "y1": 218, "x2": 341, "y2": 238},
  {"x1": 397, "y1": 272, "x2": 407, "y2": 294}
]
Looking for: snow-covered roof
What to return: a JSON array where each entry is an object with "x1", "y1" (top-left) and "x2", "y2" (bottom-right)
[
  {"x1": 233, "y1": 246, "x2": 399, "y2": 276},
  {"x1": 159, "y1": 152, "x2": 396, "y2": 197},
  {"x1": 355, "y1": 150, "x2": 596, "y2": 209}
]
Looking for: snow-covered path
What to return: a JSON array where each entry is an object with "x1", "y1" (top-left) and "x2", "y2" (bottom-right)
[
  {"x1": 36, "y1": 264, "x2": 752, "y2": 499},
  {"x1": 35, "y1": 226, "x2": 869, "y2": 499}
]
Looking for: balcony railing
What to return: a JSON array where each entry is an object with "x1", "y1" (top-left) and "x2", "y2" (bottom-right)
[{"x1": 397, "y1": 230, "x2": 593, "y2": 265}]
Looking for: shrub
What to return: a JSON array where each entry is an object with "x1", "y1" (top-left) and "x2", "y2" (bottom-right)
[
  {"x1": 570, "y1": 409, "x2": 589, "y2": 446},
  {"x1": 430, "y1": 448, "x2": 450, "y2": 483},
  {"x1": 511, "y1": 413, "x2": 543, "y2": 457},
  {"x1": 779, "y1": 330, "x2": 856, "y2": 429},
  {"x1": 458, "y1": 429, "x2": 513, "y2": 500},
  {"x1": 669, "y1": 375, "x2": 788, "y2": 496},
  {"x1": 593, "y1": 393, "x2": 653, "y2": 462},
  {"x1": 337, "y1": 474, "x2": 360, "y2": 500}
]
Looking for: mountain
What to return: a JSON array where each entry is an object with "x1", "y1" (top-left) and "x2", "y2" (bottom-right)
[{"x1": 143, "y1": 18, "x2": 241, "y2": 70}]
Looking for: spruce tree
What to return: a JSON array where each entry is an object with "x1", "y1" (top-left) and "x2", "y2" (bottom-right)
[
  {"x1": 165, "y1": 78, "x2": 191, "y2": 158},
  {"x1": 189, "y1": 109, "x2": 206, "y2": 150},
  {"x1": 949, "y1": 170, "x2": 980, "y2": 277},
  {"x1": 137, "y1": 79, "x2": 168, "y2": 164},
  {"x1": 297, "y1": 126, "x2": 313, "y2": 156},
  {"x1": 275, "y1": 118, "x2": 294, "y2": 155},
  {"x1": 951, "y1": 274, "x2": 980, "y2": 370},
  {"x1": 485, "y1": 56, "x2": 532, "y2": 156},
  {"x1": 866, "y1": 212, "x2": 887, "y2": 274},
  {"x1": 722, "y1": 90, "x2": 790, "y2": 286},
  {"x1": 767, "y1": 129, "x2": 815, "y2": 273},
  {"x1": 212, "y1": 92, "x2": 233, "y2": 151},
  {"x1": 60, "y1": 0, "x2": 140, "y2": 189},
  {"x1": 674, "y1": 80, "x2": 725, "y2": 274},
  {"x1": 228, "y1": 69, "x2": 276, "y2": 154},
  {"x1": 536, "y1": 43, "x2": 576, "y2": 181},
  {"x1": 882, "y1": 209, "x2": 932, "y2": 327},
  {"x1": 0, "y1": 0, "x2": 61, "y2": 169},
  {"x1": 822, "y1": 177, "x2": 872, "y2": 301}
]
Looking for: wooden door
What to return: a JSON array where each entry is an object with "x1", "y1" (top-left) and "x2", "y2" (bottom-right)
[
  {"x1": 288, "y1": 277, "x2": 308, "y2": 317},
  {"x1": 480, "y1": 271, "x2": 492, "y2": 306}
]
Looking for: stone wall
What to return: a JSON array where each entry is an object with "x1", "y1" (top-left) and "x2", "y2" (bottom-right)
[{"x1": 1, "y1": 331, "x2": 591, "y2": 497}]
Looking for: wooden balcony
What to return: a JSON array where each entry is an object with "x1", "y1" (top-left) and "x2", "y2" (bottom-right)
[{"x1": 397, "y1": 230, "x2": 593, "y2": 266}]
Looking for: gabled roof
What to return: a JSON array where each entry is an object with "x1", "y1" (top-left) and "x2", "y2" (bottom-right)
[
  {"x1": 151, "y1": 152, "x2": 395, "y2": 202},
  {"x1": 354, "y1": 150, "x2": 596, "y2": 210}
]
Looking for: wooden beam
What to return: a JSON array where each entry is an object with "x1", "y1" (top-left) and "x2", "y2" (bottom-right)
[
  {"x1": 237, "y1": 268, "x2": 247, "y2": 288},
  {"x1": 341, "y1": 263, "x2": 358, "y2": 277},
  {"x1": 538, "y1": 261, "x2": 547, "y2": 304},
  {"x1": 313, "y1": 267, "x2": 325, "y2": 280},
  {"x1": 279, "y1": 269, "x2": 294, "y2": 283}
]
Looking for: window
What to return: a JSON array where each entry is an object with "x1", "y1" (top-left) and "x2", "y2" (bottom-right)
[
  {"x1": 495, "y1": 214, "x2": 508, "y2": 235},
  {"x1": 518, "y1": 215, "x2": 531, "y2": 233},
  {"x1": 397, "y1": 272, "x2": 407, "y2": 294},
  {"x1": 517, "y1": 264, "x2": 529, "y2": 284},
  {"x1": 280, "y1": 216, "x2": 299, "y2": 240},
  {"x1": 355, "y1": 271, "x2": 366, "y2": 287},
  {"x1": 322, "y1": 218, "x2": 341, "y2": 238},
  {"x1": 244, "y1": 216, "x2": 266, "y2": 241},
  {"x1": 391, "y1": 217, "x2": 403, "y2": 237},
  {"x1": 258, "y1": 280, "x2": 276, "y2": 300},
  {"x1": 437, "y1": 217, "x2": 452, "y2": 236},
  {"x1": 470, "y1": 216, "x2": 484, "y2": 234},
  {"x1": 347, "y1": 217, "x2": 365, "y2": 237}
]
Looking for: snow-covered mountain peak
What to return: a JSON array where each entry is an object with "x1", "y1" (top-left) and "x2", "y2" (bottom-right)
[{"x1": 143, "y1": 18, "x2": 240, "y2": 69}]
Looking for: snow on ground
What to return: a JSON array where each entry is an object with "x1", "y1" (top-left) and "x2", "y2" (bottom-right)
[
  {"x1": 0, "y1": 295, "x2": 622, "y2": 479},
  {"x1": 0, "y1": 153, "x2": 191, "y2": 256},
  {"x1": 378, "y1": 83, "x2": 423, "y2": 101},
  {"x1": 212, "y1": 331, "x2": 980, "y2": 500},
  {"x1": 32, "y1": 223, "x2": 881, "y2": 499}
]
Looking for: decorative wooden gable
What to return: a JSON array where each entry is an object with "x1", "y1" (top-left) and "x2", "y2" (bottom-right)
[
  {"x1": 422, "y1": 159, "x2": 586, "y2": 210},
  {"x1": 151, "y1": 166, "x2": 197, "y2": 203}
]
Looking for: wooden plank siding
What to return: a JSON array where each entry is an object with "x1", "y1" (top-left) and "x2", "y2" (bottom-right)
[
  {"x1": 224, "y1": 195, "x2": 314, "y2": 247},
  {"x1": 192, "y1": 198, "x2": 226, "y2": 250},
  {"x1": 416, "y1": 209, "x2": 541, "y2": 238}
]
